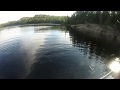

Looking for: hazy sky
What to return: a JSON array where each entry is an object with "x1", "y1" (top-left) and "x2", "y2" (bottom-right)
[{"x1": 0, "y1": 11, "x2": 75, "y2": 24}]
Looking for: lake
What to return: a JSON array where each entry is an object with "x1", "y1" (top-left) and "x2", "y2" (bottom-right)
[{"x1": 0, "y1": 25, "x2": 120, "y2": 79}]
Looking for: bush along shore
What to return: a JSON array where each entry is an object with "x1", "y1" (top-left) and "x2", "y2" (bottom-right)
[
  {"x1": 67, "y1": 24, "x2": 120, "y2": 43},
  {"x1": 66, "y1": 11, "x2": 120, "y2": 43}
]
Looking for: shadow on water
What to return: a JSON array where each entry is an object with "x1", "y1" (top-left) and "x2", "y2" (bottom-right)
[
  {"x1": 68, "y1": 27, "x2": 120, "y2": 59},
  {"x1": 26, "y1": 51, "x2": 91, "y2": 79}
]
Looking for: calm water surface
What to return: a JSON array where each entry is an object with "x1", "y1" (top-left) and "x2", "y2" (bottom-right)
[{"x1": 0, "y1": 25, "x2": 120, "y2": 79}]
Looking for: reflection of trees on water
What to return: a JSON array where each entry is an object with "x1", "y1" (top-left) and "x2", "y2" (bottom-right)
[
  {"x1": 34, "y1": 26, "x2": 69, "y2": 36},
  {"x1": 68, "y1": 28, "x2": 120, "y2": 77},
  {"x1": 68, "y1": 28, "x2": 120, "y2": 62}
]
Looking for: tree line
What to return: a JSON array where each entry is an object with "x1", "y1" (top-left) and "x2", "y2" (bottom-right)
[
  {"x1": 0, "y1": 14, "x2": 67, "y2": 27},
  {"x1": 67, "y1": 11, "x2": 120, "y2": 29},
  {"x1": 1, "y1": 12, "x2": 120, "y2": 29}
]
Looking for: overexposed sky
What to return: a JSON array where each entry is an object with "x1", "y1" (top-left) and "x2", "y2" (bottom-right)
[{"x1": 0, "y1": 11, "x2": 75, "y2": 24}]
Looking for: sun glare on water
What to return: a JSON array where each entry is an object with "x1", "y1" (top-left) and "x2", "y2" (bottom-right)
[{"x1": 109, "y1": 58, "x2": 120, "y2": 73}]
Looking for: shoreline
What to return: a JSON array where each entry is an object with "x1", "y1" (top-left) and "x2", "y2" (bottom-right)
[
  {"x1": 0, "y1": 23, "x2": 62, "y2": 30},
  {"x1": 67, "y1": 24, "x2": 120, "y2": 43}
]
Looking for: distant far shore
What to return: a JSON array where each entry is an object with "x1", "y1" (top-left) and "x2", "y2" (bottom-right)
[
  {"x1": 18, "y1": 23, "x2": 61, "y2": 26},
  {"x1": 0, "y1": 23, "x2": 62, "y2": 29}
]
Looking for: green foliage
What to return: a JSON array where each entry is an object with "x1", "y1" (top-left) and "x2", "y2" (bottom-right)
[
  {"x1": 67, "y1": 11, "x2": 120, "y2": 29},
  {"x1": 0, "y1": 14, "x2": 67, "y2": 27}
]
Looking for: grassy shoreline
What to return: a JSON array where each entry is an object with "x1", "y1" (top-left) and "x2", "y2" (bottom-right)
[{"x1": 67, "y1": 24, "x2": 120, "y2": 43}]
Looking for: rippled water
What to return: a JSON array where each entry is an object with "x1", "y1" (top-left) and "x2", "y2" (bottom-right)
[{"x1": 0, "y1": 25, "x2": 120, "y2": 79}]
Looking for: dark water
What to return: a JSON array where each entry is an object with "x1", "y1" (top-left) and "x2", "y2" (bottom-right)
[{"x1": 0, "y1": 25, "x2": 120, "y2": 79}]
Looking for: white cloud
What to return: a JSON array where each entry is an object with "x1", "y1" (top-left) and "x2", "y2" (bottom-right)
[{"x1": 0, "y1": 11, "x2": 75, "y2": 24}]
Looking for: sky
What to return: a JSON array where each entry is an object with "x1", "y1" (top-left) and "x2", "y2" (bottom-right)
[{"x1": 0, "y1": 11, "x2": 75, "y2": 24}]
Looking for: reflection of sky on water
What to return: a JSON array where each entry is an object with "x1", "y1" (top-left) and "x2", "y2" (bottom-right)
[{"x1": 0, "y1": 27, "x2": 23, "y2": 43}]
